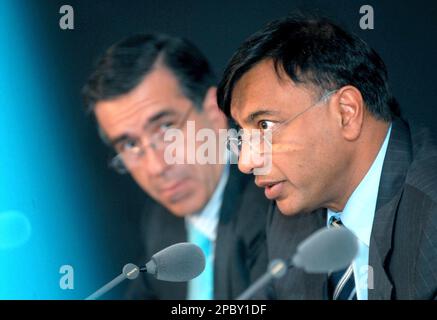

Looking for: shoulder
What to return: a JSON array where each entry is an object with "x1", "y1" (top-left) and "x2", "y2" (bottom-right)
[
  {"x1": 139, "y1": 199, "x2": 186, "y2": 253},
  {"x1": 406, "y1": 123, "x2": 437, "y2": 202},
  {"x1": 141, "y1": 199, "x2": 181, "y2": 229}
]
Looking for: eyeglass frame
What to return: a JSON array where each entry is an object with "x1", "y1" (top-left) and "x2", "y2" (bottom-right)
[
  {"x1": 108, "y1": 106, "x2": 195, "y2": 174},
  {"x1": 226, "y1": 89, "x2": 338, "y2": 157}
]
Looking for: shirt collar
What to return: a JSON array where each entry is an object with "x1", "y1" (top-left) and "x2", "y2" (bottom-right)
[
  {"x1": 327, "y1": 125, "x2": 392, "y2": 247},
  {"x1": 185, "y1": 163, "x2": 230, "y2": 242}
]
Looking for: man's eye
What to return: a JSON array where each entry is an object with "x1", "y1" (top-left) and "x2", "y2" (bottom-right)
[
  {"x1": 119, "y1": 139, "x2": 138, "y2": 152},
  {"x1": 159, "y1": 121, "x2": 176, "y2": 131},
  {"x1": 258, "y1": 120, "x2": 275, "y2": 131}
]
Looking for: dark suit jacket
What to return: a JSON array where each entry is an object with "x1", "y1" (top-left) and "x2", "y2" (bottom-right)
[
  {"x1": 126, "y1": 165, "x2": 270, "y2": 300},
  {"x1": 266, "y1": 118, "x2": 437, "y2": 299}
]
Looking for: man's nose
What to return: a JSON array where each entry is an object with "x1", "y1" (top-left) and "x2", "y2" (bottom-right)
[
  {"x1": 237, "y1": 139, "x2": 265, "y2": 175},
  {"x1": 144, "y1": 146, "x2": 168, "y2": 177}
]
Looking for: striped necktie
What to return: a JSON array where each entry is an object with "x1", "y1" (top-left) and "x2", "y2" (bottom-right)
[{"x1": 328, "y1": 216, "x2": 357, "y2": 300}]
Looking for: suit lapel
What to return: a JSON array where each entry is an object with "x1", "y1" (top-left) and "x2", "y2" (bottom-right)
[
  {"x1": 368, "y1": 189, "x2": 403, "y2": 299},
  {"x1": 369, "y1": 118, "x2": 412, "y2": 299},
  {"x1": 213, "y1": 165, "x2": 250, "y2": 299},
  {"x1": 269, "y1": 204, "x2": 327, "y2": 299}
]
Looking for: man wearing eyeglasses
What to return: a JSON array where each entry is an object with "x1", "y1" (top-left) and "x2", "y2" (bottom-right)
[
  {"x1": 82, "y1": 34, "x2": 269, "y2": 300},
  {"x1": 217, "y1": 15, "x2": 437, "y2": 299}
]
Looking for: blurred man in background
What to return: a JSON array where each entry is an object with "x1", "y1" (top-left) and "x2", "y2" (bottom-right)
[{"x1": 82, "y1": 34, "x2": 269, "y2": 299}]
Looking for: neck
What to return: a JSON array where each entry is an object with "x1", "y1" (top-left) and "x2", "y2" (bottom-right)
[{"x1": 328, "y1": 117, "x2": 390, "y2": 212}]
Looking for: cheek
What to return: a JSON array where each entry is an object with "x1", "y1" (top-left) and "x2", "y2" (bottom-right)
[
  {"x1": 274, "y1": 134, "x2": 323, "y2": 184},
  {"x1": 129, "y1": 167, "x2": 155, "y2": 194},
  {"x1": 193, "y1": 164, "x2": 215, "y2": 190}
]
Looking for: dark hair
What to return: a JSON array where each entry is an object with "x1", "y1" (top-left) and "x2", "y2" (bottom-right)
[
  {"x1": 217, "y1": 14, "x2": 400, "y2": 121},
  {"x1": 82, "y1": 33, "x2": 216, "y2": 111}
]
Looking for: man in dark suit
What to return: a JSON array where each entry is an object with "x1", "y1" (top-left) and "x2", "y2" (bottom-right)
[
  {"x1": 82, "y1": 34, "x2": 269, "y2": 299},
  {"x1": 216, "y1": 15, "x2": 437, "y2": 299},
  {"x1": 129, "y1": 164, "x2": 267, "y2": 300}
]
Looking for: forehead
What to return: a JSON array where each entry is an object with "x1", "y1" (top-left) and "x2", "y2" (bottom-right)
[
  {"x1": 94, "y1": 66, "x2": 188, "y2": 133},
  {"x1": 230, "y1": 59, "x2": 309, "y2": 125}
]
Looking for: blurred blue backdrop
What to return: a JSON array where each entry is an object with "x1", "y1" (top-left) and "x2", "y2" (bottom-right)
[{"x1": 0, "y1": 1, "x2": 145, "y2": 299}]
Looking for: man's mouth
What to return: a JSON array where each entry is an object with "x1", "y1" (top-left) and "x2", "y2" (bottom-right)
[
  {"x1": 159, "y1": 179, "x2": 190, "y2": 201},
  {"x1": 256, "y1": 179, "x2": 286, "y2": 200}
]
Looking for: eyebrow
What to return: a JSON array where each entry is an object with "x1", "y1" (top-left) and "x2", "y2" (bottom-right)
[
  {"x1": 243, "y1": 109, "x2": 279, "y2": 125},
  {"x1": 109, "y1": 109, "x2": 176, "y2": 147}
]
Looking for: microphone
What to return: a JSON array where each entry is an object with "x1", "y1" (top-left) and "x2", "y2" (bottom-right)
[
  {"x1": 292, "y1": 226, "x2": 358, "y2": 273},
  {"x1": 140, "y1": 242, "x2": 206, "y2": 282},
  {"x1": 237, "y1": 259, "x2": 287, "y2": 300},
  {"x1": 86, "y1": 263, "x2": 140, "y2": 300},
  {"x1": 236, "y1": 226, "x2": 358, "y2": 300},
  {"x1": 85, "y1": 242, "x2": 205, "y2": 300}
]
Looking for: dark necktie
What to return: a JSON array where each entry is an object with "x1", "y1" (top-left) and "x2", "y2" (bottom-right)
[{"x1": 328, "y1": 216, "x2": 357, "y2": 300}]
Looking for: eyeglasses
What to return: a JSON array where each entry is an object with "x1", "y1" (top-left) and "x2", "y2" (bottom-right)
[
  {"x1": 226, "y1": 90, "x2": 337, "y2": 158},
  {"x1": 109, "y1": 107, "x2": 194, "y2": 174}
]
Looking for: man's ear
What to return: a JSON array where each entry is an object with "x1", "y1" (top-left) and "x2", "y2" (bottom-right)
[
  {"x1": 334, "y1": 86, "x2": 365, "y2": 141},
  {"x1": 202, "y1": 87, "x2": 228, "y2": 129}
]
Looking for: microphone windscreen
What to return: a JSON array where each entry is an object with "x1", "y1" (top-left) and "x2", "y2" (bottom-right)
[
  {"x1": 292, "y1": 227, "x2": 358, "y2": 273},
  {"x1": 146, "y1": 242, "x2": 205, "y2": 282}
]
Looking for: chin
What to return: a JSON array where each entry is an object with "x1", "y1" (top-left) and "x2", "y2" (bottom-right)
[
  {"x1": 276, "y1": 202, "x2": 299, "y2": 216},
  {"x1": 165, "y1": 195, "x2": 206, "y2": 218},
  {"x1": 275, "y1": 194, "x2": 310, "y2": 216},
  {"x1": 168, "y1": 207, "x2": 193, "y2": 217},
  {"x1": 278, "y1": 199, "x2": 319, "y2": 217}
]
